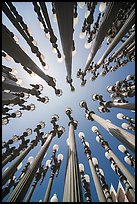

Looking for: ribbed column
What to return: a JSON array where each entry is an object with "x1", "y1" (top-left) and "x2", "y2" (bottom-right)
[
  {"x1": 91, "y1": 113, "x2": 135, "y2": 153},
  {"x1": 2, "y1": 81, "x2": 30, "y2": 93},
  {"x1": 83, "y1": 2, "x2": 122, "y2": 73},
  {"x1": 63, "y1": 122, "x2": 83, "y2": 202},
  {"x1": 97, "y1": 8, "x2": 135, "y2": 66},
  {"x1": 54, "y1": 2, "x2": 74, "y2": 81},
  {"x1": 106, "y1": 101, "x2": 135, "y2": 111},
  {"x1": 25, "y1": 178, "x2": 38, "y2": 202},
  {"x1": 7, "y1": 132, "x2": 54, "y2": 202},
  {"x1": 43, "y1": 173, "x2": 54, "y2": 202}
]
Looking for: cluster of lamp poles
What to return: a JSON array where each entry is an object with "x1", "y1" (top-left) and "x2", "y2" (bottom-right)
[{"x1": 2, "y1": 2, "x2": 135, "y2": 202}]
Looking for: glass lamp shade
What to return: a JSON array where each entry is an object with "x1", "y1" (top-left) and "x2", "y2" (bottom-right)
[
  {"x1": 65, "y1": 107, "x2": 72, "y2": 115},
  {"x1": 79, "y1": 163, "x2": 84, "y2": 173},
  {"x1": 118, "y1": 145, "x2": 126, "y2": 153},
  {"x1": 85, "y1": 10, "x2": 90, "y2": 18},
  {"x1": 55, "y1": 89, "x2": 63, "y2": 96},
  {"x1": 21, "y1": 92, "x2": 30, "y2": 99},
  {"x1": 126, "y1": 75, "x2": 132, "y2": 81},
  {"x1": 25, "y1": 128, "x2": 32, "y2": 136},
  {"x1": 39, "y1": 200, "x2": 42, "y2": 202},
  {"x1": 78, "y1": 132, "x2": 85, "y2": 139},
  {"x1": 122, "y1": 123, "x2": 129, "y2": 129},
  {"x1": 57, "y1": 56, "x2": 64, "y2": 63},
  {"x1": 96, "y1": 136, "x2": 100, "y2": 143},
  {"x1": 85, "y1": 41, "x2": 92, "y2": 49},
  {"x1": 99, "y1": 2, "x2": 107, "y2": 12},
  {"x1": 46, "y1": 159, "x2": 51, "y2": 168},
  {"x1": 90, "y1": 76, "x2": 96, "y2": 81},
  {"x1": 53, "y1": 144, "x2": 59, "y2": 151},
  {"x1": 72, "y1": 49, "x2": 77, "y2": 57},
  {"x1": 100, "y1": 70, "x2": 107, "y2": 76},
  {"x1": 107, "y1": 86, "x2": 113, "y2": 93},
  {"x1": 85, "y1": 141, "x2": 90, "y2": 147},
  {"x1": 111, "y1": 163, "x2": 115, "y2": 172},
  {"x1": 117, "y1": 113, "x2": 124, "y2": 119},
  {"x1": 115, "y1": 81, "x2": 120, "y2": 87},
  {"x1": 79, "y1": 100, "x2": 87, "y2": 108},
  {"x1": 27, "y1": 156, "x2": 34, "y2": 164},
  {"x1": 53, "y1": 13, "x2": 57, "y2": 23},
  {"x1": 92, "y1": 94, "x2": 98, "y2": 101},
  {"x1": 58, "y1": 153, "x2": 63, "y2": 161},
  {"x1": 43, "y1": 63, "x2": 49, "y2": 71},
  {"x1": 16, "y1": 78, "x2": 22, "y2": 85},
  {"x1": 99, "y1": 168, "x2": 104, "y2": 177},
  {"x1": 79, "y1": 2, "x2": 85, "y2": 9},
  {"x1": 52, "y1": 47, "x2": 58, "y2": 54},
  {"x1": 9, "y1": 68, "x2": 18, "y2": 76},
  {"x1": 98, "y1": 106, "x2": 105, "y2": 113},
  {"x1": 12, "y1": 135, "x2": 19, "y2": 142},
  {"x1": 58, "y1": 126, "x2": 65, "y2": 134},
  {"x1": 39, "y1": 121, "x2": 45, "y2": 129},
  {"x1": 92, "y1": 157, "x2": 98, "y2": 166},
  {"x1": 124, "y1": 156, "x2": 131, "y2": 165},
  {"x1": 50, "y1": 194, "x2": 58, "y2": 202},
  {"x1": 105, "y1": 152, "x2": 112, "y2": 160},
  {"x1": 17, "y1": 162, "x2": 23, "y2": 170},
  {"x1": 38, "y1": 84, "x2": 43, "y2": 91},
  {"x1": 79, "y1": 31, "x2": 86, "y2": 39},
  {"x1": 45, "y1": 32, "x2": 50, "y2": 39},
  {"x1": 2, "y1": 118, "x2": 9, "y2": 125},
  {"x1": 27, "y1": 27, "x2": 32, "y2": 35},
  {"x1": 106, "y1": 119, "x2": 111, "y2": 123},
  {"x1": 92, "y1": 126, "x2": 98, "y2": 133},
  {"x1": 14, "y1": 110, "x2": 22, "y2": 118},
  {"x1": 29, "y1": 103, "x2": 35, "y2": 111},
  {"x1": 84, "y1": 174, "x2": 90, "y2": 183}
]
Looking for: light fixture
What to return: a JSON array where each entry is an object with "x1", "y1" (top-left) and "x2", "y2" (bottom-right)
[
  {"x1": 46, "y1": 159, "x2": 51, "y2": 168},
  {"x1": 39, "y1": 22, "x2": 44, "y2": 30},
  {"x1": 25, "y1": 128, "x2": 32, "y2": 136},
  {"x1": 57, "y1": 154, "x2": 63, "y2": 161},
  {"x1": 16, "y1": 78, "x2": 22, "y2": 85},
  {"x1": 79, "y1": 2, "x2": 85, "y2": 9},
  {"x1": 118, "y1": 145, "x2": 127, "y2": 153},
  {"x1": 78, "y1": 132, "x2": 85, "y2": 139},
  {"x1": 85, "y1": 141, "x2": 90, "y2": 147},
  {"x1": 84, "y1": 174, "x2": 90, "y2": 183},
  {"x1": 13, "y1": 35, "x2": 20, "y2": 43},
  {"x1": 92, "y1": 157, "x2": 98, "y2": 166},
  {"x1": 38, "y1": 121, "x2": 45, "y2": 129},
  {"x1": 124, "y1": 156, "x2": 131, "y2": 165},
  {"x1": 50, "y1": 193, "x2": 58, "y2": 202},
  {"x1": 85, "y1": 10, "x2": 90, "y2": 18},
  {"x1": 5, "y1": 53, "x2": 13, "y2": 61},
  {"x1": 17, "y1": 162, "x2": 23, "y2": 170},
  {"x1": 85, "y1": 41, "x2": 92, "y2": 49},
  {"x1": 79, "y1": 163, "x2": 84, "y2": 173},
  {"x1": 53, "y1": 144, "x2": 59, "y2": 151},
  {"x1": 99, "y1": 2, "x2": 107, "y2": 12},
  {"x1": 99, "y1": 168, "x2": 104, "y2": 177},
  {"x1": 32, "y1": 40, "x2": 38, "y2": 46},
  {"x1": 73, "y1": 16, "x2": 78, "y2": 26},
  {"x1": 117, "y1": 113, "x2": 124, "y2": 119},
  {"x1": 9, "y1": 68, "x2": 18, "y2": 76},
  {"x1": 79, "y1": 31, "x2": 86, "y2": 39},
  {"x1": 96, "y1": 136, "x2": 100, "y2": 143},
  {"x1": 121, "y1": 123, "x2": 129, "y2": 130},
  {"x1": 91, "y1": 126, "x2": 98, "y2": 133}
]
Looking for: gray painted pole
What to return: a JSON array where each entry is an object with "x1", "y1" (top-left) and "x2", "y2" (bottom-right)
[
  {"x1": 96, "y1": 9, "x2": 135, "y2": 66},
  {"x1": 54, "y1": 2, "x2": 74, "y2": 81},
  {"x1": 2, "y1": 81, "x2": 30, "y2": 93},
  {"x1": 43, "y1": 173, "x2": 54, "y2": 202},
  {"x1": 83, "y1": 2, "x2": 122, "y2": 73},
  {"x1": 105, "y1": 101, "x2": 135, "y2": 111},
  {"x1": 86, "y1": 152, "x2": 106, "y2": 202},
  {"x1": 2, "y1": 143, "x2": 33, "y2": 186},
  {"x1": 63, "y1": 120, "x2": 83, "y2": 202},
  {"x1": 25, "y1": 178, "x2": 38, "y2": 202},
  {"x1": 91, "y1": 113, "x2": 135, "y2": 153},
  {"x1": 7, "y1": 132, "x2": 55, "y2": 202},
  {"x1": 109, "y1": 150, "x2": 135, "y2": 189}
]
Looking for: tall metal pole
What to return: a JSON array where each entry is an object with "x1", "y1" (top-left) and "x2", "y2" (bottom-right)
[
  {"x1": 83, "y1": 2, "x2": 122, "y2": 74},
  {"x1": 2, "y1": 81, "x2": 30, "y2": 94},
  {"x1": 105, "y1": 101, "x2": 135, "y2": 111},
  {"x1": 7, "y1": 117, "x2": 65, "y2": 202},
  {"x1": 63, "y1": 108, "x2": 83, "y2": 202},
  {"x1": 96, "y1": 8, "x2": 135, "y2": 66},
  {"x1": 80, "y1": 101, "x2": 135, "y2": 153},
  {"x1": 43, "y1": 172, "x2": 54, "y2": 202}
]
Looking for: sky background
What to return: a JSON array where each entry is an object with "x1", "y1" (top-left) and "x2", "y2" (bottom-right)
[{"x1": 2, "y1": 2, "x2": 135, "y2": 202}]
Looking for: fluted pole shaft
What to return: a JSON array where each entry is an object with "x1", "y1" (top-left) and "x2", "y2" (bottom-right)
[
  {"x1": 25, "y1": 179, "x2": 38, "y2": 202},
  {"x1": 106, "y1": 101, "x2": 135, "y2": 111},
  {"x1": 84, "y1": 2, "x2": 122, "y2": 73},
  {"x1": 43, "y1": 173, "x2": 54, "y2": 202},
  {"x1": 7, "y1": 132, "x2": 55, "y2": 202},
  {"x1": 107, "y1": 150, "x2": 135, "y2": 189},
  {"x1": 90, "y1": 113, "x2": 135, "y2": 153},
  {"x1": 87, "y1": 154, "x2": 106, "y2": 202},
  {"x1": 54, "y1": 2, "x2": 74, "y2": 81},
  {"x1": 111, "y1": 31, "x2": 135, "y2": 59},
  {"x1": 2, "y1": 81, "x2": 30, "y2": 93},
  {"x1": 63, "y1": 122, "x2": 83, "y2": 202},
  {"x1": 97, "y1": 9, "x2": 135, "y2": 66},
  {"x1": 2, "y1": 144, "x2": 33, "y2": 186}
]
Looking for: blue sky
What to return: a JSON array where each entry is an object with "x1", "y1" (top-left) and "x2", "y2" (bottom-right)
[{"x1": 2, "y1": 2, "x2": 135, "y2": 202}]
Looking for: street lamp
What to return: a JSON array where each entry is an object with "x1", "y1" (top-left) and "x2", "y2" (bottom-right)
[
  {"x1": 78, "y1": 132, "x2": 106, "y2": 202},
  {"x1": 7, "y1": 115, "x2": 65, "y2": 202},
  {"x1": 122, "y1": 122, "x2": 135, "y2": 132},
  {"x1": 118, "y1": 145, "x2": 135, "y2": 168},
  {"x1": 80, "y1": 100, "x2": 135, "y2": 153},
  {"x1": 50, "y1": 193, "x2": 58, "y2": 202},
  {"x1": 92, "y1": 126, "x2": 135, "y2": 189},
  {"x1": 79, "y1": 163, "x2": 92, "y2": 202},
  {"x1": 92, "y1": 157, "x2": 113, "y2": 202}
]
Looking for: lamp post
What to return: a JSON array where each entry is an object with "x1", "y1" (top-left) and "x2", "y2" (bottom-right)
[
  {"x1": 92, "y1": 157, "x2": 113, "y2": 202},
  {"x1": 79, "y1": 132, "x2": 106, "y2": 202},
  {"x1": 63, "y1": 108, "x2": 83, "y2": 202},
  {"x1": 105, "y1": 154, "x2": 135, "y2": 201},
  {"x1": 79, "y1": 163, "x2": 92, "y2": 202},
  {"x1": 50, "y1": 193, "x2": 58, "y2": 202},
  {"x1": 92, "y1": 126, "x2": 135, "y2": 189},
  {"x1": 77, "y1": 2, "x2": 123, "y2": 84},
  {"x1": 79, "y1": 100, "x2": 135, "y2": 153},
  {"x1": 118, "y1": 145, "x2": 135, "y2": 168},
  {"x1": 43, "y1": 153, "x2": 63, "y2": 202},
  {"x1": 54, "y1": 2, "x2": 75, "y2": 91},
  {"x1": 7, "y1": 115, "x2": 65, "y2": 202}
]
